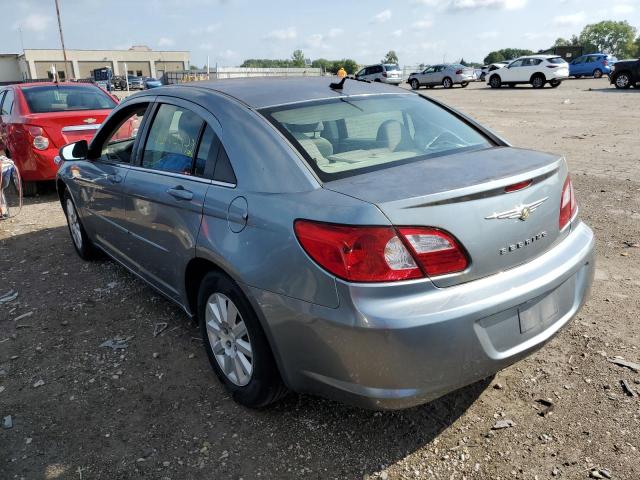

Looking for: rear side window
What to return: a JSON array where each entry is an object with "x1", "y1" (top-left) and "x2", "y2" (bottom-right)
[
  {"x1": 1, "y1": 89, "x2": 14, "y2": 115},
  {"x1": 547, "y1": 57, "x2": 567, "y2": 64},
  {"x1": 194, "y1": 126, "x2": 221, "y2": 178},
  {"x1": 263, "y1": 94, "x2": 491, "y2": 181},
  {"x1": 21, "y1": 85, "x2": 116, "y2": 113},
  {"x1": 213, "y1": 147, "x2": 237, "y2": 185},
  {"x1": 142, "y1": 104, "x2": 204, "y2": 175}
]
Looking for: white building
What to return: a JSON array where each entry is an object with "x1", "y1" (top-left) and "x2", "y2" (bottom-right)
[{"x1": 0, "y1": 46, "x2": 189, "y2": 83}]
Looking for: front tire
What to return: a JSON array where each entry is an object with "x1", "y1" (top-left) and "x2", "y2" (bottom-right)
[
  {"x1": 198, "y1": 272, "x2": 287, "y2": 408},
  {"x1": 442, "y1": 77, "x2": 453, "y2": 89},
  {"x1": 489, "y1": 75, "x2": 501, "y2": 88},
  {"x1": 614, "y1": 73, "x2": 631, "y2": 89},
  {"x1": 410, "y1": 79, "x2": 420, "y2": 90},
  {"x1": 593, "y1": 69, "x2": 603, "y2": 79},
  {"x1": 63, "y1": 190, "x2": 100, "y2": 260}
]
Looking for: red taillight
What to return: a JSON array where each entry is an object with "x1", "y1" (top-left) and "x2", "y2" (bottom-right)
[
  {"x1": 382, "y1": 72, "x2": 388, "y2": 77},
  {"x1": 505, "y1": 180, "x2": 532, "y2": 192},
  {"x1": 25, "y1": 124, "x2": 50, "y2": 151},
  {"x1": 455, "y1": 69, "x2": 462, "y2": 75},
  {"x1": 398, "y1": 227, "x2": 468, "y2": 277},
  {"x1": 294, "y1": 220, "x2": 468, "y2": 282},
  {"x1": 603, "y1": 60, "x2": 608, "y2": 66},
  {"x1": 559, "y1": 176, "x2": 577, "y2": 230}
]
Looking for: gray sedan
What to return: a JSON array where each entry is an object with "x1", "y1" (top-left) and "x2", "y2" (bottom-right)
[
  {"x1": 56, "y1": 77, "x2": 594, "y2": 410},
  {"x1": 408, "y1": 64, "x2": 476, "y2": 89}
]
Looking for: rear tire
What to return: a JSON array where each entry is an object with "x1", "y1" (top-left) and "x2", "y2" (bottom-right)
[
  {"x1": 593, "y1": 69, "x2": 603, "y2": 79},
  {"x1": 442, "y1": 77, "x2": 453, "y2": 89},
  {"x1": 531, "y1": 74, "x2": 545, "y2": 89},
  {"x1": 63, "y1": 190, "x2": 101, "y2": 260},
  {"x1": 574, "y1": 74, "x2": 582, "y2": 79},
  {"x1": 489, "y1": 75, "x2": 501, "y2": 88},
  {"x1": 198, "y1": 272, "x2": 288, "y2": 408},
  {"x1": 461, "y1": 82, "x2": 469, "y2": 88},
  {"x1": 410, "y1": 78, "x2": 420, "y2": 90}
]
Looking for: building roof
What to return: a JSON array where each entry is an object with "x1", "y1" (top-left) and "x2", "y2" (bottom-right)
[{"x1": 179, "y1": 76, "x2": 410, "y2": 109}]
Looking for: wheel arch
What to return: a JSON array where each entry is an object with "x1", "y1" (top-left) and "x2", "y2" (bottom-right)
[
  {"x1": 56, "y1": 178, "x2": 67, "y2": 209},
  {"x1": 530, "y1": 72, "x2": 546, "y2": 82}
]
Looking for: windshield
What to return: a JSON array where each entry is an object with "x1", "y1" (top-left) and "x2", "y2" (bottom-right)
[
  {"x1": 262, "y1": 94, "x2": 492, "y2": 181},
  {"x1": 22, "y1": 85, "x2": 116, "y2": 113}
]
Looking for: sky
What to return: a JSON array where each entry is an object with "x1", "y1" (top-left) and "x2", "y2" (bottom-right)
[{"x1": 1, "y1": 0, "x2": 638, "y2": 67}]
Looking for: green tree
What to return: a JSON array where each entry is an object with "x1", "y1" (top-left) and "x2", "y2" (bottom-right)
[
  {"x1": 579, "y1": 20, "x2": 637, "y2": 57},
  {"x1": 382, "y1": 50, "x2": 399, "y2": 64},
  {"x1": 483, "y1": 48, "x2": 534, "y2": 65},
  {"x1": 553, "y1": 37, "x2": 571, "y2": 47},
  {"x1": 291, "y1": 49, "x2": 306, "y2": 68},
  {"x1": 633, "y1": 35, "x2": 640, "y2": 57}
]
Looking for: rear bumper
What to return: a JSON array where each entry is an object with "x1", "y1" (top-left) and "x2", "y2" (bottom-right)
[
  {"x1": 252, "y1": 221, "x2": 594, "y2": 410},
  {"x1": 14, "y1": 147, "x2": 58, "y2": 181},
  {"x1": 382, "y1": 77, "x2": 402, "y2": 85}
]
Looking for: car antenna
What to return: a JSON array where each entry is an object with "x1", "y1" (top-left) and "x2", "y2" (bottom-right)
[{"x1": 329, "y1": 77, "x2": 347, "y2": 90}]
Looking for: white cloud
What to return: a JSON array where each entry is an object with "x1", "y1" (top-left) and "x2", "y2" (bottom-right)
[
  {"x1": 412, "y1": 17, "x2": 434, "y2": 29},
  {"x1": 523, "y1": 31, "x2": 554, "y2": 40},
  {"x1": 158, "y1": 37, "x2": 175, "y2": 47},
  {"x1": 372, "y1": 9, "x2": 392, "y2": 23},
  {"x1": 613, "y1": 3, "x2": 634, "y2": 14},
  {"x1": 552, "y1": 11, "x2": 586, "y2": 27},
  {"x1": 218, "y1": 49, "x2": 237, "y2": 60},
  {"x1": 412, "y1": 0, "x2": 526, "y2": 11},
  {"x1": 477, "y1": 30, "x2": 499, "y2": 39},
  {"x1": 264, "y1": 26, "x2": 297, "y2": 40},
  {"x1": 192, "y1": 23, "x2": 221, "y2": 35},
  {"x1": 15, "y1": 13, "x2": 52, "y2": 32},
  {"x1": 327, "y1": 28, "x2": 343, "y2": 38},
  {"x1": 305, "y1": 34, "x2": 328, "y2": 49},
  {"x1": 392, "y1": 29, "x2": 403, "y2": 37}
]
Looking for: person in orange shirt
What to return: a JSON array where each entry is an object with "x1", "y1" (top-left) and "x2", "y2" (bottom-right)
[{"x1": 337, "y1": 67, "x2": 347, "y2": 78}]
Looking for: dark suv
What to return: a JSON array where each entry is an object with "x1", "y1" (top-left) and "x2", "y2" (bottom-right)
[{"x1": 610, "y1": 58, "x2": 640, "y2": 89}]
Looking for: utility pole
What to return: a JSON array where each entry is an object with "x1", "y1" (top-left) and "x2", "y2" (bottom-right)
[{"x1": 54, "y1": 0, "x2": 69, "y2": 80}]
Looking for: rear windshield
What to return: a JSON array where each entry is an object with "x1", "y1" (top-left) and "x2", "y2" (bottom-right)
[
  {"x1": 383, "y1": 64, "x2": 400, "y2": 71},
  {"x1": 22, "y1": 85, "x2": 116, "y2": 113},
  {"x1": 547, "y1": 57, "x2": 567, "y2": 64},
  {"x1": 262, "y1": 94, "x2": 492, "y2": 181}
]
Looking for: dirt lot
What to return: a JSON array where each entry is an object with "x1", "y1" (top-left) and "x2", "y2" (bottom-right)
[{"x1": 1, "y1": 78, "x2": 639, "y2": 480}]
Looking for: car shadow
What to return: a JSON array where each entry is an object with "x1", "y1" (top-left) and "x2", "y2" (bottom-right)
[
  {"x1": 586, "y1": 87, "x2": 640, "y2": 93},
  {"x1": 1, "y1": 220, "x2": 492, "y2": 480}
]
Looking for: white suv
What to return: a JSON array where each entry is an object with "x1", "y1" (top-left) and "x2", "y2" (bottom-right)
[
  {"x1": 355, "y1": 64, "x2": 402, "y2": 85},
  {"x1": 487, "y1": 55, "x2": 569, "y2": 89}
]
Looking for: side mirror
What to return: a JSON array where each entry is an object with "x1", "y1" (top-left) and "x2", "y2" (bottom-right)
[{"x1": 59, "y1": 140, "x2": 88, "y2": 162}]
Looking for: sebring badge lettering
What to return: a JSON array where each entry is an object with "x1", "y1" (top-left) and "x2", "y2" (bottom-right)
[{"x1": 499, "y1": 231, "x2": 547, "y2": 255}]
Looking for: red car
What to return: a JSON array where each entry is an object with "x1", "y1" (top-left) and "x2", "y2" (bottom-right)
[{"x1": 0, "y1": 82, "x2": 119, "y2": 194}]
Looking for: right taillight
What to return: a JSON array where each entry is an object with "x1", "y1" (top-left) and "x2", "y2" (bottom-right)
[
  {"x1": 294, "y1": 220, "x2": 468, "y2": 282},
  {"x1": 559, "y1": 176, "x2": 577, "y2": 230}
]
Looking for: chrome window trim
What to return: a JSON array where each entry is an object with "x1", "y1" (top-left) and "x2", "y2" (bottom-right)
[
  {"x1": 62, "y1": 124, "x2": 102, "y2": 132},
  {"x1": 127, "y1": 165, "x2": 236, "y2": 188}
]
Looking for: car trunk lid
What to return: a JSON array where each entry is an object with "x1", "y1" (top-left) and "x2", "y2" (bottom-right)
[
  {"x1": 325, "y1": 147, "x2": 568, "y2": 287},
  {"x1": 24, "y1": 110, "x2": 110, "y2": 148}
]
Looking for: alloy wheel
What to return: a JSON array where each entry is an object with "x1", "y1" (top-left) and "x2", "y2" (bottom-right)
[
  {"x1": 66, "y1": 198, "x2": 83, "y2": 250},
  {"x1": 615, "y1": 74, "x2": 630, "y2": 88},
  {"x1": 205, "y1": 293, "x2": 253, "y2": 386},
  {"x1": 443, "y1": 78, "x2": 452, "y2": 88}
]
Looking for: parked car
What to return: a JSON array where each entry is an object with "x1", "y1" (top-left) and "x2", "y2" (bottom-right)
[
  {"x1": 487, "y1": 55, "x2": 568, "y2": 89},
  {"x1": 143, "y1": 77, "x2": 162, "y2": 89},
  {"x1": 609, "y1": 58, "x2": 640, "y2": 89},
  {"x1": 407, "y1": 64, "x2": 476, "y2": 89},
  {"x1": 56, "y1": 77, "x2": 594, "y2": 410},
  {"x1": 479, "y1": 61, "x2": 509, "y2": 81},
  {"x1": 355, "y1": 63, "x2": 402, "y2": 84},
  {"x1": 569, "y1": 53, "x2": 617, "y2": 78},
  {"x1": 127, "y1": 76, "x2": 144, "y2": 90},
  {"x1": 0, "y1": 82, "x2": 118, "y2": 195}
]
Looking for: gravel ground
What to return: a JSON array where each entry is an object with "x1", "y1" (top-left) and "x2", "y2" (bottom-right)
[{"x1": 1, "y1": 77, "x2": 639, "y2": 480}]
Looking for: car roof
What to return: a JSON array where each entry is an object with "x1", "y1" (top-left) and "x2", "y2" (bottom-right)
[
  {"x1": 177, "y1": 76, "x2": 411, "y2": 109},
  {"x1": 14, "y1": 82, "x2": 102, "y2": 89}
]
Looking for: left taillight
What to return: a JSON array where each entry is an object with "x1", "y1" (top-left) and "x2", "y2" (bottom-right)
[
  {"x1": 294, "y1": 220, "x2": 468, "y2": 282},
  {"x1": 26, "y1": 125, "x2": 50, "y2": 151},
  {"x1": 559, "y1": 176, "x2": 577, "y2": 230}
]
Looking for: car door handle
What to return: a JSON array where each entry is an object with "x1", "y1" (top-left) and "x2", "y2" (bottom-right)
[
  {"x1": 167, "y1": 186, "x2": 193, "y2": 201},
  {"x1": 107, "y1": 174, "x2": 122, "y2": 184}
]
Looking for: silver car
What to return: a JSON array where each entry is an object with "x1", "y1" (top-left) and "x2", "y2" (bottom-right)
[
  {"x1": 355, "y1": 63, "x2": 402, "y2": 84},
  {"x1": 56, "y1": 78, "x2": 594, "y2": 410},
  {"x1": 408, "y1": 64, "x2": 476, "y2": 89}
]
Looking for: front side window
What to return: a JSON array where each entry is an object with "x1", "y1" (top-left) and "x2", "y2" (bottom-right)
[
  {"x1": 263, "y1": 94, "x2": 492, "y2": 181},
  {"x1": 509, "y1": 59, "x2": 524, "y2": 68},
  {"x1": 22, "y1": 85, "x2": 116, "y2": 113},
  {"x1": 100, "y1": 106, "x2": 147, "y2": 164},
  {"x1": 142, "y1": 104, "x2": 204, "y2": 175}
]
